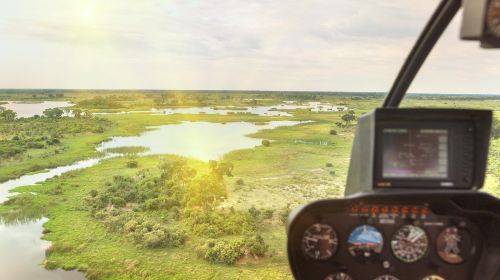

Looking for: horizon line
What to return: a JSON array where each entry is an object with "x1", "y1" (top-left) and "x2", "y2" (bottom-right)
[{"x1": 0, "y1": 88, "x2": 499, "y2": 96}]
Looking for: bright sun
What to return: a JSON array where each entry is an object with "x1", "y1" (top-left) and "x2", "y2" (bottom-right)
[{"x1": 82, "y1": 7, "x2": 94, "y2": 20}]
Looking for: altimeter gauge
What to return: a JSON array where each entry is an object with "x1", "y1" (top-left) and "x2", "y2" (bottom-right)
[
  {"x1": 391, "y1": 225, "x2": 428, "y2": 263},
  {"x1": 302, "y1": 223, "x2": 338, "y2": 260}
]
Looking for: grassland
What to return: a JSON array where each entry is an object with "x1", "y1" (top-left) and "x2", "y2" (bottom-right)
[{"x1": 0, "y1": 91, "x2": 499, "y2": 280}]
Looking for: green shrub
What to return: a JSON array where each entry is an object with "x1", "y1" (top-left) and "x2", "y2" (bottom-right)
[
  {"x1": 262, "y1": 209, "x2": 274, "y2": 219},
  {"x1": 126, "y1": 160, "x2": 138, "y2": 168},
  {"x1": 122, "y1": 217, "x2": 186, "y2": 248},
  {"x1": 203, "y1": 239, "x2": 245, "y2": 265},
  {"x1": 248, "y1": 206, "x2": 260, "y2": 218},
  {"x1": 111, "y1": 197, "x2": 126, "y2": 207},
  {"x1": 89, "y1": 190, "x2": 98, "y2": 198},
  {"x1": 236, "y1": 178, "x2": 245, "y2": 186},
  {"x1": 245, "y1": 234, "x2": 268, "y2": 257},
  {"x1": 261, "y1": 140, "x2": 271, "y2": 147},
  {"x1": 329, "y1": 129, "x2": 337, "y2": 135},
  {"x1": 325, "y1": 163, "x2": 333, "y2": 167},
  {"x1": 185, "y1": 209, "x2": 255, "y2": 238}
]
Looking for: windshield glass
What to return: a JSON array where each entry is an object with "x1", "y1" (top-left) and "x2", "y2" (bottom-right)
[{"x1": 0, "y1": 1, "x2": 499, "y2": 280}]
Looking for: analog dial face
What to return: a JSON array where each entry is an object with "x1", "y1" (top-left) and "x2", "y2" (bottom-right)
[
  {"x1": 487, "y1": 0, "x2": 500, "y2": 38},
  {"x1": 373, "y1": 275, "x2": 400, "y2": 280},
  {"x1": 348, "y1": 225, "x2": 384, "y2": 261},
  {"x1": 325, "y1": 272, "x2": 353, "y2": 280},
  {"x1": 436, "y1": 226, "x2": 472, "y2": 264},
  {"x1": 422, "y1": 276, "x2": 445, "y2": 280},
  {"x1": 302, "y1": 223, "x2": 338, "y2": 260},
  {"x1": 391, "y1": 225, "x2": 428, "y2": 263}
]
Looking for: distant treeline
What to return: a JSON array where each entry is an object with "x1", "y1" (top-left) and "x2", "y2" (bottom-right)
[{"x1": 0, "y1": 89, "x2": 499, "y2": 100}]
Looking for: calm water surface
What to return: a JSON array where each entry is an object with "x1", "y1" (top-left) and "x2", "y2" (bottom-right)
[
  {"x1": 0, "y1": 218, "x2": 86, "y2": 280},
  {"x1": 0, "y1": 101, "x2": 74, "y2": 118},
  {"x1": 98, "y1": 121, "x2": 306, "y2": 161}
]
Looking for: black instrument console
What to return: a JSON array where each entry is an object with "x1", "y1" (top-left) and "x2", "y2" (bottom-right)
[
  {"x1": 287, "y1": 191, "x2": 500, "y2": 280},
  {"x1": 287, "y1": 108, "x2": 499, "y2": 280}
]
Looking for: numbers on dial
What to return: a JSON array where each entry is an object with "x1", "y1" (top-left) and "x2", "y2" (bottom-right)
[
  {"x1": 325, "y1": 272, "x2": 353, "y2": 280},
  {"x1": 302, "y1": 223, "x2": 338, "y2": 260},
  {"x1": 391, "y1": 225, "x2": 428, "y2": 263}
]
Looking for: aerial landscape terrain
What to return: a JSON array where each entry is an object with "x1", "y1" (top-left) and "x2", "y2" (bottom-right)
[{"x1": 0, "y1": 90, "x2": 498, "y2": 280}]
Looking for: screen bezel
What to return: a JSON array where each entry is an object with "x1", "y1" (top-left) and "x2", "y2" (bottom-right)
[{"x1": 373, "y1": 121, "x2": 472, "y2": 189}]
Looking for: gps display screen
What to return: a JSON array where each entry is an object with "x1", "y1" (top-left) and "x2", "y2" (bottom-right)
[{"x1": 382, "y1": 128, "x2": 448, "y2": 179}]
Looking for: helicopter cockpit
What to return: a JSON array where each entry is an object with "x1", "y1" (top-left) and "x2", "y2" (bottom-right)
[{"x1": 286, "y1": 1, "x2": 500, "y2": 279}]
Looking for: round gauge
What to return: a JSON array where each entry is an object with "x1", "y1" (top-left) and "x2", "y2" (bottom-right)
[
  {"x1": 487, "y1": 0, "x2": 500, "y2": 38},
  {"x1": 302, "y1": 223, "x2": 338, "y2": 260},
  {"x1": 391, "y1": 225, "x2": 428, "y2": 263},
  {"x1": 422, "y1": 276, "x2": 445, "y2": 280},
  {"x1": 373, "y1": 275, "x2": 400, "y2": 280},
  {"x1": 348, "y1": 225, "x2": 384, "y2": 261},
  {"x1": 325, "y1": 272, "x2": 353, "y2": 280},
  {"x1": 436, "y1": 226, "x2": 473, "y2": 264}
]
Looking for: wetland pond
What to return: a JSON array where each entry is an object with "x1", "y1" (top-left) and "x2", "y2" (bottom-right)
[
  {"x1": 0, "y1": 101, "x2": 74, "y2": 118},
  {"x1": 0, "y1": 119, "x2": 307, "y2": 280}
]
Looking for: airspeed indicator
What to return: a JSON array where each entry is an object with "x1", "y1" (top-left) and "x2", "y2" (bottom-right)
[{"x1": 302, "y1": 223, "x2": 338, "y2": 260}]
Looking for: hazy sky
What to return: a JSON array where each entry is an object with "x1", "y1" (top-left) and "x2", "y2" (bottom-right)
[{"x1": 1, "y1": 0, "x2": 499, "y2": 94}]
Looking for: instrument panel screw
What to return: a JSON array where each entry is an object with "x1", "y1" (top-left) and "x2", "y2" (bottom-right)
[{"x1": 382, "y1": 260, "x2": 391, "y2": 269}]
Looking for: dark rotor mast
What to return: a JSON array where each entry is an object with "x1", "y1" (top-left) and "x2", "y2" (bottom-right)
[{"x1": 383, "y1": 0, "x2": 462, "y2": 108}]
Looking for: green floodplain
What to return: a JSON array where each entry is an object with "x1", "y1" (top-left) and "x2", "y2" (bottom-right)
[{"x1": 0, "y1": 90, "x2": 499, "y2": 280}]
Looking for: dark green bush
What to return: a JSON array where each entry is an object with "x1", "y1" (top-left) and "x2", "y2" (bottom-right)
[
  {"x1": 89, "y1": 189, "x2": 98, "y2": 198},
  {"x1": 236, "y1": 178, "x2": 245, "y2": 186},
  {"x1": 111, "y1": 197, "x2": 126, "y2": 207},
  {"x1": 245, "y1": 234, "x2": 268, "y2": 257},
  {"x1": 126, "y1": 160, "x2": 138, "y2": 168},
  {"x1": 203, "y1": 239, "x2": 245, "y2": 265},
  {"x1": 261, "y1": 140, "x2": 271, "y2": 147},
  {"x1": 262, "y1": 209, "x2": 274, "y2": 219},
  {"x1": 248, "y1": 206, "x2": 260, "y2": 218}
]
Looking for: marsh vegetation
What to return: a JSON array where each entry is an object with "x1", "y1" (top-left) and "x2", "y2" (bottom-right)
[{"x1": 0, "y1": 90, "x2": 498, "y2": 279}]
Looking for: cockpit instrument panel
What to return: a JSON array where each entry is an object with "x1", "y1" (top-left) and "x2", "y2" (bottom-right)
[{"x1": 287, "y1": 191, "x2": 500, "y2": 280}]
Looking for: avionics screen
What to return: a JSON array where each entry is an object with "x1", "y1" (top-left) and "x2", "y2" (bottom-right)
[{"x1": 382, "y1": 128, "x2": 448, "y2": 179}]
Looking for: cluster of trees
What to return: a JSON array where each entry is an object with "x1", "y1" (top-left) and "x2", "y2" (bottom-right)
[
  {"x1": 77, "y1": 96, "x2": 121, "y2": 109},
  {"x1": 0, "y1": 108, "x2": 16, "y2": 121},
  {"x1": 196, "y1": 234, "x2": 268, "y2": 265},
  {"x1": 86, "y1": 157, "x2": 269, "y2": 263},
  {"x1": 335, "y1": 110, "x2": 357, "y2": 128},
  {"x1": 0, "y1": 111, "x2": 110, "y2": 161}
]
